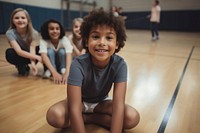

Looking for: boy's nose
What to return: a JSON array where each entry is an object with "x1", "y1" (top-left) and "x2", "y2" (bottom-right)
[{"x1": 99, "y1": 37, "x2": 106, "y2": 45}]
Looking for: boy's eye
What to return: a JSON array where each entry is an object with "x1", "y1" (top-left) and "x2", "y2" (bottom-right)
[
  {"x1": 91, "y1": 35, "x2": 99, "y2": 39},
  {"x1": 107, "y1": 36, "x2": 113, "y2": 40}
]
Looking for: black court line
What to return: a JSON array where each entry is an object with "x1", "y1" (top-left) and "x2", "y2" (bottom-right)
[
  {"x1": 127, "y1": 50, "x2": 189, "y2": 60},
  {"x1": 157, "y1": 46, "x2": 195, "y2": 133}
]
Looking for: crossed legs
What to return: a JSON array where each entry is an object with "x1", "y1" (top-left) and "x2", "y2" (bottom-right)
[{"x1": 46, "y1": 99, "x2": 140, "y2": 130}]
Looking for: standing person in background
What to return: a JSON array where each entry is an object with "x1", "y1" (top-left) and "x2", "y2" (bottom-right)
[
  {"x1": 5, "y1": 8, "x2": 42, "y2": 76},
  {"x1": 111, "y1": 5, "x2": 119, "y2": 17},
  {"x1": 39, "y1": 19, "x2": 73, "y2": 84},
  {"x1": 46, "y1": 9, "x2": 140, "y2": 133},
  {"x1": 148, "y1": 0, "x2": 161, "y2": 41},
  {"x1": 118, "y1": 6, "x2": 127, "y2": 20},
  {"x1": 68, "y1": 18, "x2": 86, "y2": 58}
]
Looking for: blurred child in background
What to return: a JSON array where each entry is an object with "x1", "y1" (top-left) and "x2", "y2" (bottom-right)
[
  {"x1": 68, "y1": 18, "x2": 86, "y2": 58},
  {"x1": 39, "y1": 19, "x2": 73, "y2": 84},
  {"x1": 5, "y1": 8, "x2": 42, "y2": 76}
]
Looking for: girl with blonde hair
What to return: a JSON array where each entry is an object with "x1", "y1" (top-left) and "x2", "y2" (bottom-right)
[{"x1": 5, "y1": 8, "x2": 42, "y2": 76}]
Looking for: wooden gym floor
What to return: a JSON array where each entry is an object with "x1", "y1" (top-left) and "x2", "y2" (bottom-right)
[{"x1": 0, "y1": 30, "x2": 200, "y2": 133}]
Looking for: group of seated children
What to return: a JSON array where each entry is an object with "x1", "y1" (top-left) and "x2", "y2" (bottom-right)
[
  {"x1": 5, "y1": 8, "x2": 85, "y2": 84},
  {"x1": 5, "y1": 8, "x2": 140, "y2": 133}
]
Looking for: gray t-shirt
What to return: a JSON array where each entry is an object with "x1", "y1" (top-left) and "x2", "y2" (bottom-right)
[
  {"x1": 6, "y1": 29, "x2": 38, "y2": 51},
  {"x1": 68, "y1": 53, "x2": 127, "y2": 103}
]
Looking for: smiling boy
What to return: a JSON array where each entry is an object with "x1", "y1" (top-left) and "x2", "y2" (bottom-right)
[{"x1": 46, "y1": 9, "x2": 140, "y2": 133}]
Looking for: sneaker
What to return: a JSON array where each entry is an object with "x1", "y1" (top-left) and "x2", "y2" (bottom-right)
[
  {"x1": 26, "y1": 65, "x2": 30, "y2": 72},
  {"x1": 16, "y1": 65, "x2": 29, "y2": 76},
  {"x1": 60, "y1": 68, "x2": 66, "y2": 75},
  {"x1": 152, "y1": 36, "x2": 157, "y2": 41},
  {"x1": 43, "y1": 70, "x2": 51, "y2": 78}
]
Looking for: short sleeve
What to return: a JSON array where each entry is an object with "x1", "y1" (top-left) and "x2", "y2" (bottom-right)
[
  {"x1": 32, "y1": 30, "x2": 39, "y2": 41},
  {"x1": 39, "y1": 39, "x2": 48, "y2": 53},
  {"x1": 62, "y1": 36, "x2": 73, "y2": 53},
  {"x1": 6, "y1": 30, "x2": 15, "y2": 42},
  {"x1": 114, "y1": 61, "x2": 127, "y2": 83},
  {"x1": 67, "y1": 60, "x2": 84, "y2": 86}
]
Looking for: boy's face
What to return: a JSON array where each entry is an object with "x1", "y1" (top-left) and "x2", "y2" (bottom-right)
[{"x1": 87, "y1": 25, "x2": 118, "y2": 67}]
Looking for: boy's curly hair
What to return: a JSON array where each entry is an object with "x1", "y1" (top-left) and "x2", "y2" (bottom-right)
[{"x1": 80, "y1": 9, "x2": 126, "y2": 53}]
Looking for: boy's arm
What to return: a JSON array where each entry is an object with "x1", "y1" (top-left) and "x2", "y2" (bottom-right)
[
  {"x1": 67, "y1": 84, "x2": 86, "y2": 133},
  {"x1": 111, "y1": 81, "x2": 126, "y2": 133}
]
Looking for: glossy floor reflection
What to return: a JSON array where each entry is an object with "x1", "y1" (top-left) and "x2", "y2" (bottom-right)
[{"x1": 0, "y1": 30, "x2": 200, "y2": 133}]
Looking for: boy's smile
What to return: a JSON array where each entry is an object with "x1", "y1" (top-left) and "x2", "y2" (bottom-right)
[{"x1": 88, "y1": 25, "x2": 118, "y2": 68}]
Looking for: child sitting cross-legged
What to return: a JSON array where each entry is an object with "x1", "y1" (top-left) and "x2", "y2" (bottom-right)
[{"x1": 46, "y1": 9, "x2": 140, "y2": 133}]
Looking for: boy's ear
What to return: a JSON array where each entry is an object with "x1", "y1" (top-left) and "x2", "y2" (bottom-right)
[{"x1": 116, "y1": 42, "x2": 119, "y2": 49}]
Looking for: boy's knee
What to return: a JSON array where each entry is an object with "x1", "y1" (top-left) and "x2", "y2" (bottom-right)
[
  {"x1": 46, "y1": 107, "x2": 65, "y2": 128},
  {"x1": 124, "y1": 108, "x2": 140, "y2": 129}
]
